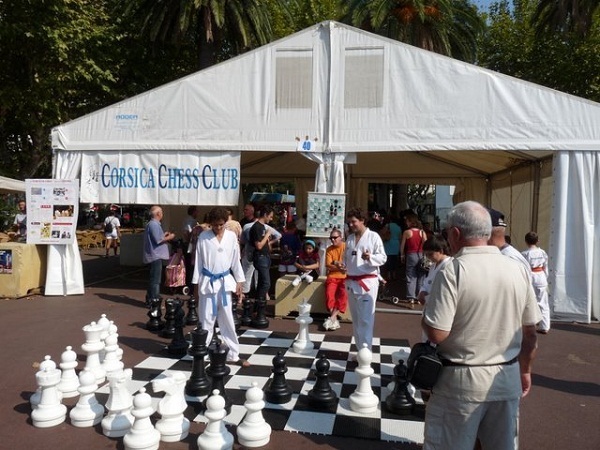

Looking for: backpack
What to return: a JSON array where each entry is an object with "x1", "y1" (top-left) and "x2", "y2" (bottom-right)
[{"x1": 104, "y1": 219, "x2": 113, "y2": 234}]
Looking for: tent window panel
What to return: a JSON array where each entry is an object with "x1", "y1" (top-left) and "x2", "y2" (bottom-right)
[
  {"x1": 344, "y1": 49, "x2": 384, "y2": 108},
  {"x1": 275, "y1": 55, "x2": 313, "y2": 109}
]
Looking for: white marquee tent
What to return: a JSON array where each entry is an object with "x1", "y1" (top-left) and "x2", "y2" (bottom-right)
[{"x1": 51, "y1": 21, "x2": 600, "y2": 322}]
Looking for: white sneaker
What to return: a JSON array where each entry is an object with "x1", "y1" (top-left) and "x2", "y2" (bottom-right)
[
  {"x1": 305, "y1": 274, "x2": 313, "y2": 284},
  {"x1": 330, "y1": 320, "x2": 341, "y2": 330},
  {"x1": 291, "y1": 276, "x2": 301, "y2": 287},
  {"x1": 323, "y1": 318, "x2": 333, "y2": 330}
]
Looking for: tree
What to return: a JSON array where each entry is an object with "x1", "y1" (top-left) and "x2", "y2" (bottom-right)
[
  {"x1": 345, "y1": 0, "x2": 485, "y2": 62},
  {"x1": 532, "y1": 0, "x2": 599, "y2": 37}
]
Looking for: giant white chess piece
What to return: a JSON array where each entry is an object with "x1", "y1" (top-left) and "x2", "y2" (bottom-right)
[
  {"x1": 152, "y1": 372, "x2": 190, "y2": 442},
  {"x1": 197, "y1": 389, "x2": 234, "y2": 450},
  {"x1": 31, "y1": 356, "x2": 67, "y2": 428},
  {"x1": 82, "y1": 321, "x2": 107, "y2": 385},
  {"x1": 101, "y1": 327, "x2": 124, "y2": 377},
  {"x1": 123, "y1": 388, "x2": 161, "y2": 450},
  {"x1": 102, "y1": 368, "x2": 134, "y2": 437},
  {"x1": 57, "y1": 345, "x2": 80, "y2": 398},
  {"x1": 30, "y1": 355, "x2": 62, "y2": 409},
  {"x1": 237, "y1": 381, "x2": 271, "y2": 447},
  {"x1": 349, "y1": 344, "x2": 379, "y2": 414},
  {"x1": 292, "y1": 299, "x2": 314, "y2": 354},
  {"x1": 69, "y1": 369, "x2": 104, "y2": 427}
]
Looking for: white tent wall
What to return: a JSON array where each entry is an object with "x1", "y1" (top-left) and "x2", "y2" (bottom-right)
[{"x1": 0, "y1": 175, "x2": 26, "y2": 193}]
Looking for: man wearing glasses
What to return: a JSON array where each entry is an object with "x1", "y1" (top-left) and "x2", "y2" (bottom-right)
[
  {"x1": 324, "y1": 229, "x2": 347, "y2": 331},
  {"x1": 344, "y1": 207, "x2": 387, "y2": 350}
]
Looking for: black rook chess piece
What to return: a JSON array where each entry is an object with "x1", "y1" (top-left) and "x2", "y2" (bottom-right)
[
  {"x1": 384, "y1": 360, "x2": 415, "y2": 415},
  {"x1": 308, "y1": 355, "x2": 337, "y2": 408},
  {"x1": 185, "y1": 296, "x2": 199, "y2": 325},
  {"x1": 146, "y1": 298, "x2": 164, "y2": 331},
  {"x1": 167, "y1": 299, "x2": 189, "y2": 356},
  {"x1": 185, "y1": 327, "x2": 212, "y2": 396},
  {"x1": 204, "y1": 341, "x2": 232, "y2": 414},
  {"x1": 160, "y1": 298, "x2": 177, "y2": 338},
  {"x1": 264, "y1": 352, "x2": 293, "y2": 404}
]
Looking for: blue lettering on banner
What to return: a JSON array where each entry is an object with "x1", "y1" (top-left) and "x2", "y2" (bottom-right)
[
  {"x1": 100, "y1": 162, "x2": 236, "y2": 191},
  {"x1": 115, "y1": 114, "x2": 138, "y2": 120}
]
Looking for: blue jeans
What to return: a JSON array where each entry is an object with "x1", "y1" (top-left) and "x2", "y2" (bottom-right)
[
  {"x1": 146, "y1": 259, "x2": 163, "y2": 301},
  {"x1": 253, "y1": 254, "x2": 271, "y2": 300},
  {"x1": 405, "y1": 252, "x2": 423, "y2": 299}
]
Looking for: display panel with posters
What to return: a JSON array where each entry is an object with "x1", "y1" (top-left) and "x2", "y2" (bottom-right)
[
  {"x1": 25, "y1": 179, "x2": 79, "y2": 245},
  {"x1": 306, "y1": 192, "x2": 346, "y2": 238}
]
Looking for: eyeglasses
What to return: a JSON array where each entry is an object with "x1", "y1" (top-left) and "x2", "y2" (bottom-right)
[{"x1": 330, "y1": 235, "x2": 341, "y2": 240}]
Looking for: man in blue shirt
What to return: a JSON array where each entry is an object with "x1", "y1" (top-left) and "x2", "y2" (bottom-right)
[{"x1": 143, "y1": 205, "x2": 175, "y2": 305}]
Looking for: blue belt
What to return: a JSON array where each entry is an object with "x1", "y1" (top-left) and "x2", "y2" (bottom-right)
[{"x1": 201, "y1": 267, "x2": 230, "y2": 316}]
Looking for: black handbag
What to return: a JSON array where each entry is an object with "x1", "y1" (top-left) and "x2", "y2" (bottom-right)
[{"x1": 406, "y1": 341, "x2": 443, "y2": 390}]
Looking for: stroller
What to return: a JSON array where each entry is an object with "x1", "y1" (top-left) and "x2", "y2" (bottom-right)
[
  {"x1": 377, "y1": 278, "x2": 400, "y2": 305},
  {"x1": 165, "y1": 239, "x2": 190, "y2": 296}
]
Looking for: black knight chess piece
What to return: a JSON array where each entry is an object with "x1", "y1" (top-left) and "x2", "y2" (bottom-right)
[
  {"x1": 251, "y1": 298, "x2": 269, "y2": 329},
  {"x1": 146, "y1": 298, "x2": 164, "y2": 331},
  {"x1": 264, "y1": 352, "x2": 293, "y2": 404},
  {"x1": 160, "y1": 298, "x2": 177, "y2": 338},
  {"x1": 385, "y1": 360, "x2": 415, "y2": 415},
  {"x1": 185, "y1": 327, "x2": 212, "y2": 397},
  {"x1": 308, "y1": 355, "x2": 337, "y2": 408},
  {"x1": 204, "y1": 341, "x2": 232, "y2": 414},
  {"x1": 167, "y1": 299, "x2": 189, "y2": 356},
  {"x1": 185, "y1": 296, "x2": 199, "y2": 325}
]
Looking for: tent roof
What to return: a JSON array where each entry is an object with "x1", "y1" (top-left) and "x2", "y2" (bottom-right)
[
  {"x1": 52, "y1": 21, "x2": 600, "y2": 176},
  {"x1": 0, "y1": 175, "x2": 26, "y2": 194}
]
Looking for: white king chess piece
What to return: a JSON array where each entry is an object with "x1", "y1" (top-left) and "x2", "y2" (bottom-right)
[{"x1": 292, "y1": 298, "x2": 314, "y2": 354}]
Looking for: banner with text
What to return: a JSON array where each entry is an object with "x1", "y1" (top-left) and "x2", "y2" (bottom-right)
[
  {"x1": 80, "y1": 151, "x2": 240, "y2": 205},
  {"x1": 26, "y1": 179, "x2": 79, "y2": 245}
]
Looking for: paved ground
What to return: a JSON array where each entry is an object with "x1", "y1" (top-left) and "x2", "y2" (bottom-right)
[{"x1": 1, "y1": 246, "x2": 599, "y2": 449}]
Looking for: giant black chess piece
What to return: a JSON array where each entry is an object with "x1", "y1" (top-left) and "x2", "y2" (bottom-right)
[
  {"x1": 185, "y1": 327, "x2": 211, "y2": 396},
  {"x1": 384, "y1": 360, "x2": 415, "y2": 415},
  {"x1": 146, "y1": 298, "x2": 164, "y2": 331},
  {"x1": 185, "y1": 296, "x2": 199, "y2": 325},
  {"x1": 308, "y1": 355, "x2": 337, "y2": 409},
  {"x1": 241, "y1": 297, "x2": 253, "y2": 327},
  {"x1": 167, "y1": 299, "x2": 189, "y2": 356},
  {"x1": 264, "y1": 352, "x2": 293, "y2": 404},
  {"x1": 251, "y1": 298, "x2": 269, "y2": 329},
  {"x1": 203, "y1": 341, "x2": 232, "y2": 414},
  {"x1": 160, "y1": 298, "x2": 176, "y2": 338}
]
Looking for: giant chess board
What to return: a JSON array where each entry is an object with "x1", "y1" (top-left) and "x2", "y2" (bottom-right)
[{"x1": 96, "y1": 329, "x2": 425, "y2": 444}]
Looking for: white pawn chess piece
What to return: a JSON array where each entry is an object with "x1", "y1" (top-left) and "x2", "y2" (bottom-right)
[
  {"x1": 123, "y1": 388, "x2": 161, "y2": 450},
  {"x1": 292, "y1": 299, "x2": 314, "y2": 354},
  {"x1": 197, "y1": 389, "x2": 234, "y2": 450},
  {"x1": 69, "y1": 369, "x2": 104, "y2": 427},
  {"x1": 97, "y1": 313, "x2": 111, "y2": 362},
  {"x1": 30, "y1": 355, "x2": 61, "y2": 409},
  {"x1": 101, "y1": 327, "x2": 124, "y2": 377},
  {"x1": 152, "y1": 372, "x2": 190, "y2": 442},
  {"x1": 82, "y1": 321, "x2": 107, "y2": 385},
  {"x1": 102, "y1": 368, "x2": 134, "y2": 437},
  {"x1": 108, "y1": 321, "x2": 124, "y2": 362},
  {"x1": 57, "y1": 345, "x2": 80, "y2": 398},
  {"x1": 31, "y1": 356, "x2": 67, "y2": 428},
  {"x1": 237, "y1": 381, "x2": 271, "y2": 447},
  {"x1": 349, "y1": 343, "x2": 379, "y2": 414}
]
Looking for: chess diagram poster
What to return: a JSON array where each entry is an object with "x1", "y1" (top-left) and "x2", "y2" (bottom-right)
[
  {"x1": 25, "y1": 179, "x2": 79, "y2": 245},
  {"x1": 306, "y1": 192, "x2": 346, "y2": 238}
]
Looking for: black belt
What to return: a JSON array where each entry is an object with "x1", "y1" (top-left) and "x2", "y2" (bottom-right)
[{"x1": 441, "y1": 356, "x2": 519, "y2": 367}]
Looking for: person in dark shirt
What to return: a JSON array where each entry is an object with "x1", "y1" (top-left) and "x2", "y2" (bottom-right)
[{"x1": 249, "y1": 205, "x2": 274, "y2": 302}]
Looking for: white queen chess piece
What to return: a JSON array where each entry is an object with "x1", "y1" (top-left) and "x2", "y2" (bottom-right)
[
  {"x1": 152, "y1": 372, "x2": 190, "y2": 442},
  {"x1": 292, "y1": 299, "x2": 314, "y2": 354},
  {"x1": 349, "y1": 343, "x2": 379, "y2": 414},
  {"x1": 82, "y1": 321, "x2": 107, "y2": 385}
]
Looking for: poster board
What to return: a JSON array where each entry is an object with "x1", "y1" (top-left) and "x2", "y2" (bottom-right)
[
  {"x1": 25, "y1": 179, "x2": 79, "y2": 245},
  {"x1": 306, "y1": 192, "x2": 346, "y2": 238}
]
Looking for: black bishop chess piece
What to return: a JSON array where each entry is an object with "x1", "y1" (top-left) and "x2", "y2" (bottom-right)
[
  {"x1": 384, "y1": 360, "x2": 416, "y2": 415},
  {"x1": 307, "y1": 355, "x2": 337, "y2": 409},
  {"x1": 251, "y1": 298, "x2": 269, "y2": 329},
  {"x1": 185, "y1": 327, "x2": 212, "y2": 397},
  {"x1": 185, "y1": 296, "x2": 199, "y2": 325},
  {"x1": 264, "y1": 351, "x2": 293, "y2": 404},
  {"x1": 167, "y1": 299, "x2": 189, "y2": 356},
  {"x1": 203, "y1": 340, "x2": 232, "y2": 414},
  {"x1": 160, "y1": 298, "x2": 177, "y2": 338},
  {"x1": 146, "y1": 298, "x2": 164, "y2": 331},
  {"x1": 241, "y1": 297, "x2": 253, "y2": 327}
]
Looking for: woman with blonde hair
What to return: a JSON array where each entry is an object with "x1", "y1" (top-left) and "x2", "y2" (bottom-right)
[{"x1": 400, "y1": 213, "x2": 427, "y2": 302}]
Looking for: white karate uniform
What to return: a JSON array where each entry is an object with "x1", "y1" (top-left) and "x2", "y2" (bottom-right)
[
  {"x1": 344, "y1": 228, "x2": 387, "y2": 350},
  {"x1": 192, "y1": 229, "x2": 245, "y2": 361},
  {"x1": 522, "y1": 246, "x2": 550, "y2": 331}
]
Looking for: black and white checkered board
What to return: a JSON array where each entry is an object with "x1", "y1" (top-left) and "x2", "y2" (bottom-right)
[{"x1": 96, "y1": 330, "x2": 425, "y2": 445}]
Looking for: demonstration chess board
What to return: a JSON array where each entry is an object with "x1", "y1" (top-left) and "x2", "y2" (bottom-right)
[{"x1": 96, "y1": 329, "x2": 425, "y2": 445}]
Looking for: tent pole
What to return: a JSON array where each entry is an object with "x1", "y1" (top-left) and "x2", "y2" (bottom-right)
[{"x1": 531, "y1": 161, "x2": 541, "y2": 231}]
